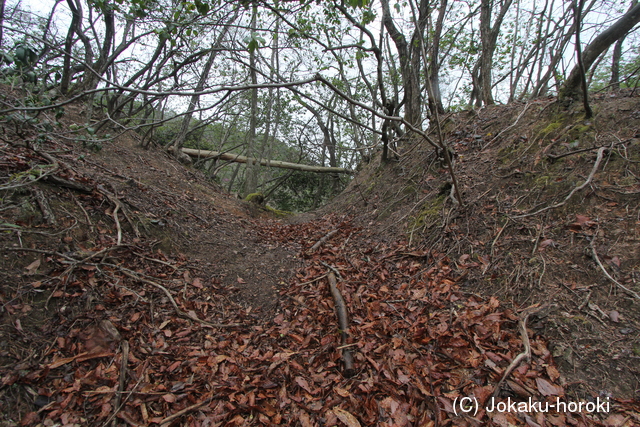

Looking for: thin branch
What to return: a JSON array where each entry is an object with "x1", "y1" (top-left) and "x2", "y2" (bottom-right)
[
  {"x1": 514, "y1": 146, "x2": 606, "y2": 218},
  {"x1": 590, "y1": 234, "x2": 640, "y2": 301},
  {"x1": 492, "y1": 304, "x2": 544, "y2": 398}
]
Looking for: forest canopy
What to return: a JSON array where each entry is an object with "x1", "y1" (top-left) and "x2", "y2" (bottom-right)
[{"x1": 1, "y1": 0, "x2": 639, "y2": 209}]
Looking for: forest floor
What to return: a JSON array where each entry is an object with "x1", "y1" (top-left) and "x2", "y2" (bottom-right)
[{"x1": 0, "y1": 89, "x2": 639, "y2": 426}]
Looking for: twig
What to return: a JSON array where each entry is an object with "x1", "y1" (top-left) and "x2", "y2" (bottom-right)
[
  {"x1": 70, "y1": 192, "x2": 94, "y2": 233},
  {"x1": 546, "y1": 145, "x2": 602, "y2": 161},
  {"x1": 132, "y1": 252, "x2": 178, "y2": 270},
  {"x1": 309, "y1": 229, "x2": 339, "y2": 252},
  {"x1": 111, "y1": 341, "x2": 129, "y2": 427},
  {"x1": 590, "y1": 236, "x2": 640, "y2": 301},
  {"x1": 297, "y1": 273, "x2": 329, "y2": 287},
  {"x1": 483, "y1": 102, "x2": 531, "y2": 150},
  {"x1": 327, "y1": 271, "x2": 355, "y2": 377},
  {"x1": 513, "y1": 147, "x2": 606, "y2": 219},
  {"x1": 33, "y1": 187, "x2": 56, "y2": 225},
  {"x1": 492, "y1": 304, "x2": 544, "y2": 398},
  {"x1": 158, "y1": 395, "x2": 217, "y2": 426},
  {"x1": 113, "y1": 266, "x2": 242, "y2": 328},
  {"x1": 491, "y1": 218, "x2": 510, "y2": 256},
  {"x1": 321, "y1": 262, "x2": 344, "y2": 281}
]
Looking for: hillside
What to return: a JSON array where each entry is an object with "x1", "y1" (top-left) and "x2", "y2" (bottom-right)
[{"x1": 1, "y1": 91, "x2": 639, "y2": 426}]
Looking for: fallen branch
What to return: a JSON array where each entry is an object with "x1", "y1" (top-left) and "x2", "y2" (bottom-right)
[
  {"x1": 178, "y1": 148, "x2": 353, "y2": 174},
  {"x1": 514, "y1": 147, "x2": 606, "y2": 219},
  {"x1": 590, "y1": 236, "x2": 640, "y2": 301},
  {"x1": 113, "y1": 266, "x2": 242, "y2": 329},
  {"x1": 327, "y1": 271, "x2": 355, "y2": 377},
  {"x1": 33, "y1": 187, "x2": 56, "y2": 225},
  {"x1": 111, "y1": 341, "x2": 129, "y2": 427},
  {"x1": 309, "y1": 229, "x2": 339, "y2": 252},
  {"x1": 159, "y1": 395, "x2": 217, "y2": 426},
  {"x1": 492, "y1": 304, "x2": 544, "y2": 398}
]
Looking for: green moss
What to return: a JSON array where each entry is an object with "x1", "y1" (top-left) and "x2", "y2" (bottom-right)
[
  {"x1": 244, "y1": 192, "x2": 265, "y2": 204},
  {"x1": 265, "y1": 205, "x2": 292, "y2": 217},
  {"x1": 409, "y1": 195, "x2": 446, "y2": 231},
  {"x1": 540, "y1": 121, "x2": 562, "y2": 136}
]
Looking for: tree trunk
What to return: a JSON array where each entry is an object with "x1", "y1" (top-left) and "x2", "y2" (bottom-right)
[
  {"x1": 609, "y1": 1, "x2": 637, "y2": 90},
  {"x1": 478, "y1": 0, "x2": 513, "y2": 106},
  {"x1": 380, "y1": 0, "x2": 426, "y2": 128},
  {"x1": 177, "y1": 148, "x2": 353, "y2": 174},
  {"x1": 560, "y1": 2, "x2": 640, "y2": 101},
  {"x1": 242, "y1": 5, "x2": 260, "y2": 197},
  {"x1": 0, "y1": 0, "x2": 5, "y2": 50}
]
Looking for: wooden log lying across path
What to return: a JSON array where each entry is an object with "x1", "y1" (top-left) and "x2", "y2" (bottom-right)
[
  {"x1": 328, "y1": 271, "x2": 355, "y2": 377},
  {"x1": 178, "y1": 148, "x2": 353, "y2": 174}
]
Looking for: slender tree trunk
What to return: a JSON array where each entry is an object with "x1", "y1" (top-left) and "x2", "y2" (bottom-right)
[
  {"x1": 0, "y1": 0, "x2": 6, "y2": 50},
  {"x1": 60, "y1": 0, "x2": 94, "y2": 95},
  {"x1": 560, "y1": 2, "x2": 640, "y2": 101},
  {"x1": 242, "y1": 5, "x2": 260, "y2": 197},
  {"x1": 478, "y1": 0, "x2": 513, "y2": 106},
  {"x1": 427, "y1": 0, "x2": 447, "y2": 115},
  {"x1": 380, "y1": 0, "x2": 426, "y2": 128},
  {"x1": 170, "y1": 12, "x2": 235, "y2": 154},
  {"x1": 610, "y1": 1, "x2": 637, "y2": 90}
]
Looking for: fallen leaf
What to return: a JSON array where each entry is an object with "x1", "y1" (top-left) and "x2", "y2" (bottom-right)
[
  {"x1": 294, "y1": 376, "x2": 313, "y2": 394},
  {"x1": 536, "y1": 377, "x2": 562, "y2": 396},
  {"x1": 333, "y1": 407, "x2": 361, "y2": 427},
  {"x1": 25, "y1": 259, "x2": 40, "y2": 275},
  {"x1": 162, "y1": 393, "x2": 176, "y2": 403},
  {"x1": 609, "y1": 310, "x2": 620, "y2": 323}
]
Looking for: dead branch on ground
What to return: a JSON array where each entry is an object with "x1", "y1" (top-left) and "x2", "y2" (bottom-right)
[
  {"x1": 492, "y1": 304, "x2": 544, "y2": 398},
  {"x1": 111, "y1": 341, "x2": 129, "y2": 427},
  {"x1": 309, "y1": 229, "x2": 339, "y2": 253},
  {"x1": 328, "y1": 271, "x2": 355, "y2": 377}
]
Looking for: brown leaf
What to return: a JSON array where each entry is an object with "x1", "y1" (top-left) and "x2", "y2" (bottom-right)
[
  {"x1": 609, "y1": 310, "x2": 620, "y2": 323},
  {"x1": 25, "y1": 258, "x2": 40, "y2": 275},
  {"x1": 546, "y1": 365, "x2": 561, "y2": 382},
  {"x1": 538, "y1": 239, "x2": 556, "y2": 250},
  {"x1": 295, "y1": 376, "x2": 313, "y2": 394},
  {"x1": 535, "y1": 377, "x2": 562, "y2": 396},
  {"x1": 162, "y1": 393, "x2": 176, "y2": 403},
  {"x1": 603, "y1": 414, "x2": 630, "y2": 427},
  {"x1": 334, "y1": 386, "x2": 351, "y2": 397},
  {"x1": 192, "y1": 277, "x2": 204, "y2": 288},
  {"x1": 333, "y1": 407, "x2": 361, "y2": 427}
]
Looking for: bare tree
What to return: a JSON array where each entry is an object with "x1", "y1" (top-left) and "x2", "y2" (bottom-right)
[{"x1": 560, "y1": 1, "x2": 640, "y2": 101}]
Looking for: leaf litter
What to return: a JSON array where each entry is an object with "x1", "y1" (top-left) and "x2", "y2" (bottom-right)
[{"x1": 4, "y1": 211, "x2": 636, "y2": 426}]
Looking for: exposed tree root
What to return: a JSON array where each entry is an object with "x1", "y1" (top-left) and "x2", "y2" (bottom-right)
[
  {"x1": 514, "y1": 146, "x2": 606, "y2": 219},
  {"x1": 590, "y1": 235, "x2": 640, "y2": 301}
]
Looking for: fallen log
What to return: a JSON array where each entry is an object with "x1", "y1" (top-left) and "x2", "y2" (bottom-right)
[
  {"x1": 177, "y1": 148, "x2": 353, "y2": 174},
  {"x1": 309, "y1": 229, "x2": 339, "y2": 253},
  {"x1": 328, "y1": 271, "x2": 355, "y2": 377}
]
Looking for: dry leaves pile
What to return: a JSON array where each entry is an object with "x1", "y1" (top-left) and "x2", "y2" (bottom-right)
[{"x1": 5, "y1": 209, "x2": 636, "y2": 426}]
